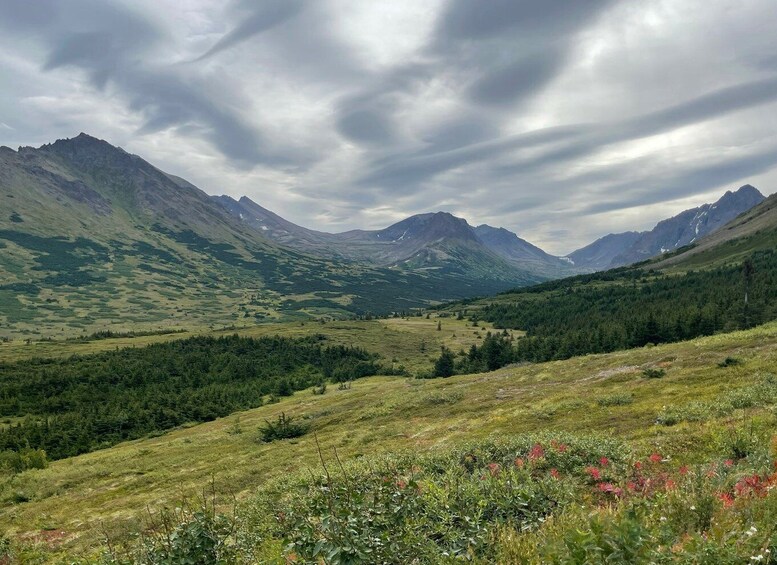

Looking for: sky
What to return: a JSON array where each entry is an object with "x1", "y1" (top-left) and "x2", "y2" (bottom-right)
[{"x1": 1, "y1": 0, "x2": 776, "y2": 255}]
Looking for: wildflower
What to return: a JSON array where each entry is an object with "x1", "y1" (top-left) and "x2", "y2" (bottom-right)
[
  {"x1": 528, "y1": 443, "x2": 545, "y2": 461},
  {"x1": 550, "y1": 468, "x2": 560, "y2": 479},
  {"x1": 660, "y1": 516, "x2": 667, "y2": 522},
  {"x1": 746, "y1": 526, "x2": 758, "y2": 537},
  {"x1": 396, "y1": 480, "x2": 407, "y2": 489},
  {"x1": 627, "y1": 481, "x2": 637, "y2": 491},
  {"x1": 634, "y1": 461, "x2": 643, "y2": 470},
  {"x1": 679, "y1": 465, "x2": 689, "y2": 475},
  {"x1": 689, "y1": 505, "x2": 696, "y2": 510},
  {"x1": 724, "y1": 459, "x2": 734, "y2": 467},
  {"x1": 556, "y1": 443, "x2": 569, "y2": 453},
  {"x1": 665, "y1": 479, "x2": 676, "y2": 490},
  {"x1": 585, "y1": 466, "x2": 601, "y2": 480},
  {"x1": 649, "y1": 453, "x2": 662, "y2": 463},
  {"x1": 599, "y1": 457, "x2": 610, "y2": 467},
  {"x1": 751, "y1": 555, "x2": 764, "y2": 562},
  {"x1": 514, "y1": 457, "x2": 525, "y2": 469},
  {"x1": 597, "y1": 482, "x2": 622, "y2": 496},
  {"x1": 717, "y1": 492, "x2": 734, "y2": 507},
  {"x1": 487, "y1": 462, "x2": 501, "y2": 477}
]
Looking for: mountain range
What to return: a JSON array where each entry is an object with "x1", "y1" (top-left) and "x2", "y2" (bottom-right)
[
  {"x1": 213, "y1": 195, "x2": 574, "y2": 279},
  {"x1": 0, "y1": 134, "x2": 561, "y2": 337},
  {"x1": 0, "y1": 133, "x2": 768, "y2": 337},
  {"x1": 566, "y1": 185, "x2": 765, "y2": 269}
]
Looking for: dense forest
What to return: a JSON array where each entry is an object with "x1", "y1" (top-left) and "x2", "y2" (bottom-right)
[
  {"x1": 0, "y1": 335, "x2": 382, "y2": 461},
  {"x1": 447, "y1": 250, "x2": 777, "y2": 370}
]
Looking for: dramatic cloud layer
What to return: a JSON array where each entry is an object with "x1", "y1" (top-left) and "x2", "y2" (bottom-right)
[{"x1": 1, "y1": 0, "x2": 775, "y2": 253}]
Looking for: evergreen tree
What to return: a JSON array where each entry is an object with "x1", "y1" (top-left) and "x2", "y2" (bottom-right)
[{"x1": 433, "y1": 348, "x2": 455, "y2": 378}]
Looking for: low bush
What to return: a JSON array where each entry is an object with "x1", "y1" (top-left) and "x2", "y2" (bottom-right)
[
  {"x1": 597, "y1": 393, "x2": 634, "y2": 407},
  {"x1": 105, "y1": 432, "x2": 777, "y2": 564},
  {"x1": 642, "y1": 367, "x2": 666, "y2": 379},
  {"x1": 238, "y1": 433, "x2": 631, "y2": 562},
  {"x1": 719, "y1": 356, "x2": 743, "y2": 368},
  {"x1": 0, "y1": 447, "x2": 47, "y2": 474},
  {"x1": 258, "y1": 413, "x2": 310, "y2": 443}
]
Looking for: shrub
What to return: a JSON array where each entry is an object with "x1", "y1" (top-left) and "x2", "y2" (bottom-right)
[
  {"x1": 416, "y1": 390, "x2": 464, "y2": 406},
  {"x1": 642, "y1": 368, "x2": 666, "y2": 379},
  {"x1": 0, "y1": 448, "x2": 47, "y2": 474},
  {"x1": 720, "y1": 425, "x2": 762, "y2": 461},
  {"x1": 718, "y1": 357, "x2": 742, "y2": 368},
  {"x1": 238, "y1": 433, "x2": 629, "y2": 563},
  {"x1": 597, "y1": 393, "x2": 634, "y2": 407},
  {"x1": 432, "y1": 347, "x2": 456, "y2": 378},
  {"x1": 259, "y1": 413, "x2": 310, "y2": 443},
  {"x1": 132, "y1": 502, "x2": 237, "y2": 565}
]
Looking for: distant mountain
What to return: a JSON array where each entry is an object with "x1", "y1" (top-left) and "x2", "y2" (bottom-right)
[
  {"x1": 0, "y1": 134, "x2": 564, "y2": 338},
  {"x1": 473, "y1": 225, "x2": 575, "y2": 277},
  {"x1": 212, "y1": 195, "x2": 333, "y2": 252},
  {"x1": 215, "y1": 196, "x2": 578, "y2": 281},
  {"x1": 567, "y1": 185, "x2": 765, "y2": 270},
  {"x1": 652, "y1": 190, "x2": 777, "y2": 270},
  {"x1": 566, "y1": 232, "x2": 642, "y2": 271}
]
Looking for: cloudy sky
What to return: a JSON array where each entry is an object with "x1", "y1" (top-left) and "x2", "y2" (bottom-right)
[{"x1": 1, "y1": 0, "x2": 776, "y2": 254}]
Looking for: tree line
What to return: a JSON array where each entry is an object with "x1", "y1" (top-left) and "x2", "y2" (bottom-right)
[
  {"x1": 433, "y1": 250, "x2": 777, "y2": 374},
  {"x1": 0, "y1": 334, "x2": 382, "y2": 460}
]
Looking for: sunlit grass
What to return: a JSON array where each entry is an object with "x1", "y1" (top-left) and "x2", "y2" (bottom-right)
[{"x1": 1, "y1": 321, "x2": 775, "y2": 560}]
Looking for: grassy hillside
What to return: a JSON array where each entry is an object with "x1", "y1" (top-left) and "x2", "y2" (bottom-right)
[
  {"x1": 0, "y1": 136, "x2": 551, "y2": 340},
  {"x1": 435, "y1": 195, "x2": 777, "y2": 366},
  {"x1": 1, "y1": 319, "x2": 776, "y2": 561}
]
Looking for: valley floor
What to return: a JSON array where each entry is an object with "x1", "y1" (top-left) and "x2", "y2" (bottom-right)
[{"x1": 1, "y1": 320, "x2": 776, "y2": 560}]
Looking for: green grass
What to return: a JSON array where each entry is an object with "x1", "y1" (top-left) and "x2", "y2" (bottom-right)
[
  {"x1": 1, "y1": 320, "x2": 775, "y2": 560},
  {"x1": 0, "y1": 316, "x2": 499, "y2": 371}
]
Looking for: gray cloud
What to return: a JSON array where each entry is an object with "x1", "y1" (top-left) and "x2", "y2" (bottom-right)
[
  {"x1": 579, "y1": 145, "x2": 777, "y2": 215},
  {"x1": 434, "y1": 0, "x2": 612, "y2": 41},
  {"x1": 195, "y1": 0, "x2": 307, "y2": 61},
  {"x1": 367, "y1": 74, "x2": 777, "y2": 192},
  {"x1": 1, "y1": 0, "x2": 776, "y2": 252},
  {"x1": 432, "y1": 0, "x2": 616, "y2": 107},
  {"x1": 0, "y1": 0, "x2": 302, "y2": 168}
]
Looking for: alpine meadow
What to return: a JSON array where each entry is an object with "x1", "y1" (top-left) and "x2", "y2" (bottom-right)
[{"x1": 2, "y1": 1, "x2": 777, "y2": 563}]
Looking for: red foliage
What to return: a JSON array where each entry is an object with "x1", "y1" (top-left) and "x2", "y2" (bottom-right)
[
  {"x1": 717, "y1": 492, "x2": 735, "y2": 507},
  {"x1": 585, "y1": 466, "x2": 601, "y2": 481},
  {"x1": 528, "y1": 443, "x2": 545, "y2": 461},
  {"x1": 487, "y1": 462, "x2": 501, "y2": 477}
]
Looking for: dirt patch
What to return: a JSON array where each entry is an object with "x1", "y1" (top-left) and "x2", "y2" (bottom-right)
[{"x1": 19, "y1": 529, "x2": 72, "y2": 549}]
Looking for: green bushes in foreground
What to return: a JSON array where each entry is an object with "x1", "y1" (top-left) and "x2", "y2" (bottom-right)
[{"x1": 96, "y1": 431, "x2": 777, "y2": 564}]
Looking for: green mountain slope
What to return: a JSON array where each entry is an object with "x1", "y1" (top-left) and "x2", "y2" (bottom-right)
[
  {"x1": 437, "y1": 190, "x2": 777, "y2": 363},
  {"x1": 652, "y1": 190, "x2": 777, "y2": 270},
  {"x1": 0, "y1": 134, "x2": 547, "y2": 338}
]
